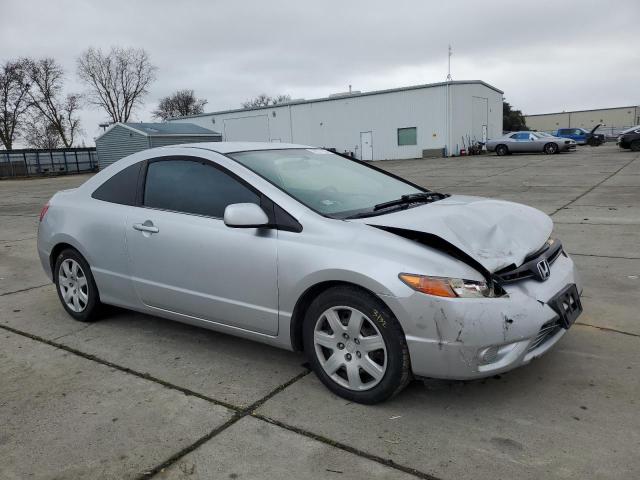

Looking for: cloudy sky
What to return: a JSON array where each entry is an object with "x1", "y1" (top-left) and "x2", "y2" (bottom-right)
[{"x1": 2, "y1": 0, "x2": 639, "y2": 146}]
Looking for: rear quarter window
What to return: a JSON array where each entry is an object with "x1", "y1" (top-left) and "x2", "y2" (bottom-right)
[{"x1": 91, "y1": 161, "x2": 142, "y2": 206}]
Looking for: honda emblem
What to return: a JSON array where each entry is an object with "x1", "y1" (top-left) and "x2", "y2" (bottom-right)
[{"x1": 536, "y1": 259, "x2": 551, "y2": 281}]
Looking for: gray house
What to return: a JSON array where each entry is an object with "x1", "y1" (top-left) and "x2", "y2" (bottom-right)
[{"x1": 95, "y1": 122, "x2": 221, "y2": 169}]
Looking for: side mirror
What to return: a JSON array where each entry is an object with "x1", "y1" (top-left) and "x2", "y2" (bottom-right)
[{"x1": 223, "y1": 203, "x2": 270, "y2": 228}]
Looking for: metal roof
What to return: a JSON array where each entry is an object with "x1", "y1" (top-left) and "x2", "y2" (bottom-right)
[
  {"x1": 170, "y1": 80, "x2": 504, "y2": 120},
  {"x1": 166, "y1": 141, "x2": 313, "y2": 154},
  {"x1": 122, "y1": 122, "x2": 220, "y2": 136},
  {"x1": 95, "y1": 122, "x2": 221, "y2": 141}
]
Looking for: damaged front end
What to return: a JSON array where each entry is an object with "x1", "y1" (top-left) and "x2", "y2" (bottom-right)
[{"x1": 356, "y1": 198, "x2": 582, "y2": 380}]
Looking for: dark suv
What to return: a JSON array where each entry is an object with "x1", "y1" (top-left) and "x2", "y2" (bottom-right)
[{"x1": 617, "y1": 126, "x2": 640, "y2": 152}]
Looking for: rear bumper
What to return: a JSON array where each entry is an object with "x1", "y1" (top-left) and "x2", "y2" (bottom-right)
[{"x1": 388, "y1": 253, "x2": 581, "y2": 380}]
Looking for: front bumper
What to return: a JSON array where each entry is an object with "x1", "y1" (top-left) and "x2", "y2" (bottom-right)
[{"x1": 388, "y1": 253, "x2": 581, "y2": 380}]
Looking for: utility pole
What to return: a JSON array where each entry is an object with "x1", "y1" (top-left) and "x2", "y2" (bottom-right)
[{"x1": 446, "y1": 44, "x2": 453, "y2": 156}]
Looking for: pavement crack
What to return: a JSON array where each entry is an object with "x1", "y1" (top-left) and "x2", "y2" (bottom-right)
[
  {"x1": 0, "y1": 236, "x2": 37, "y2": 243},
  {"x1": 569, "y1": 252, "x2": 640, "y2": 260},
  {"x1": 0, "y1": 322, "x2": 240, "y2": 412},
  {"x1": 251, "y1": 413, "x2": 442, "y2": 480},
  {"x1": 575, "y1": 322, "x2": 640, "y2": 338},
  {"x1": 139, "y1": 370, "x2": 311, "y2": 480},
  {"x1": 50, "y1": 322, "x2": 94, "y2": 342},
  {"x1": 550, "y1": 155, "x2": 638, "y2": 217},
  {"x1": 0, "y1": 283, "x2": 50, "y2": 296}
]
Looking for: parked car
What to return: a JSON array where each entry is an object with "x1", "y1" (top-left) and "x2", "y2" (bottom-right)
[
  {"x1": 554, "y1": 125, "x2": 605, "y2": 146},
  {"x1": 617, "y1": 126, "x2": 640, "y2": 151},
  {"x1": 38, "y1": 143, "x2": 583, "y2": 404},
  {"x1": 486, "y1": 131, "x2": 576, "y2": 155}
]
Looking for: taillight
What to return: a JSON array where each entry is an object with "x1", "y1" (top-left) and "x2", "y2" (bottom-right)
[{"x1": 39, "y1": 203, "x2": 50, "y2": 222}]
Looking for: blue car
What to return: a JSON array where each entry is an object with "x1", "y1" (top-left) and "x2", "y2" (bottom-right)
[{"x1": 554, "y1": 125, "x2": 605, "y2": 146}]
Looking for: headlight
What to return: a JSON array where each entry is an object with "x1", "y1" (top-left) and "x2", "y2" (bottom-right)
[{"x1": 399, "y1": 273, "x2": 501, "y2": 298}]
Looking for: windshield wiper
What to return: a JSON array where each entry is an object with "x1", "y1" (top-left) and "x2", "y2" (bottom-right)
[{"x1": 372, "y1": 192, "x2": 449, "y2": 211}]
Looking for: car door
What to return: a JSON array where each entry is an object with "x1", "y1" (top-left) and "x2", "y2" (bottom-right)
[
  {"x1": 510, "y1": 133, "x2": 529, "y2": 152},
  {"x1": 528, "y1": 133, "x2": 545, "y2": 152},
  {"x1": 125, "y1": 156, "x2": 279, "y2": 335}
]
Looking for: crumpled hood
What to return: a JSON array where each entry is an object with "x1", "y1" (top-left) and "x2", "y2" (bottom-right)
[{"x1": 353, "y1": 195, "x2": 553, "y2": 272}]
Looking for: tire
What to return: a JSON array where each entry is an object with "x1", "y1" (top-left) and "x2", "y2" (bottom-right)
[
  {"x1": 495, "y1": 144, "x2": 508, "y2": 156},
  {"x1": 53, "y1": 248, "x2": 101, "y2": 322},
  {"x1": 631, "y1": 140, "x2": 640, "y2": 152},
  {"x1": 544, "y1": 143, "x2": 559, "y2": 154},
  {"x1": 302, "y1": 286, "x2": 411, "y2": 404}
]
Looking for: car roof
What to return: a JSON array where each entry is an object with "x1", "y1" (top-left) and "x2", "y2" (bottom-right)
[{"x1": 167, "y1": 141, "x2": 314, "y2": 154}]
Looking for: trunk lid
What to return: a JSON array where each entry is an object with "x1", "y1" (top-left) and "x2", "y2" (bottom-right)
[{"x1": 351, "y1": 195, "x2": 552, "y2": 272}]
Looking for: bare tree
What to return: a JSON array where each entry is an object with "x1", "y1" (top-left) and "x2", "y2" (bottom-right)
[
  {"x1": 0, "y1": 59, "x2": 31, "y2": 150},
  {"x1": 23, "y1": 118, "x2": 62, "y2": 149},
  {"x1": 241, "y1": 93, "x2": 291, "y2": 109},
  {"x1": 23, "y1": 58, "x2": 82, "y2": 148},
  {"x1": 153, "y1": 89, "x2": 207, "y2": 120},
  {"x1": 77, "y1": 46, "x2": 157, "y2": 123}
]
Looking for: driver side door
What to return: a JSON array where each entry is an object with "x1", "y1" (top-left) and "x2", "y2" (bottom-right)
[{"x1": 125, "y1": 156, "x2": 279, "y2": 335}]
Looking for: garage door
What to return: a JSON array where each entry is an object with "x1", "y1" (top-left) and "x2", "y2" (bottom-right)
[{"x1": 223, "y1": 115, "x2": 270, "y2": 142}]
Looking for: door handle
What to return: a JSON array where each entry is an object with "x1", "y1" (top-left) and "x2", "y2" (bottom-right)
[{"x1": 133, "y1": 222, "x2": 159, "y2": 234}]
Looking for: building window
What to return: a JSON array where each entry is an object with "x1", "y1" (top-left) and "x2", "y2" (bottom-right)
[{"x1": 398, "y1": 127, "x2": 417, "y2": 146}]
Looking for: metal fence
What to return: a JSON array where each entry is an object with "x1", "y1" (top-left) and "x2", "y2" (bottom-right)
[{"x1": 0, "y1": 148, "x2": 98, "y2": 179}]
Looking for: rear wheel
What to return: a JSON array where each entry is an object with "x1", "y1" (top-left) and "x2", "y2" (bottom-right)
[
  {"x1": 544, "y1": 143, "x2": 559, "y2": 154},
  {"x1": 631, "y1": 140, "x2": 640, "y2": 152},
  {"x1": 495, "y1": 144, "x2": 509, "y2": 156},
  {"x1": 54, "y1": 249, "x2": 101, "y2": 322},
  {"x1": 303, "y1": 286, "x2": 411, "y2": 404}
]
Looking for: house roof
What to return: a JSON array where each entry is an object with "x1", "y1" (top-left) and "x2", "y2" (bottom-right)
[
  {"x1": 170, "y1": 80, "x2": 504, "y2": 120},
  {"x1": 96, "y1": 122, "x2": 221, "y2": 141}
]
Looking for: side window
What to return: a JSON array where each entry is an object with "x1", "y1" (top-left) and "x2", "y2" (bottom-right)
[
  {"x1": 92, "y1": 161, "x2": 142, "y2": 206},
  {"x1": 509, "y1": 133, "x2": 519, "y2": 139},
  {"x1": 143, "y1": 159, "x2": 259, "y2": 218},
  {"x1": 558, "y1": 129, "x2": 567, "y2": 135}
]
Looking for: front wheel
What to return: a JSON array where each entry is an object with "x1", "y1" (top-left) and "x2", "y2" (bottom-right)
[
  {"x1": 495, "y1": 145, "x2": 509, "y2": 156},
  {"x1": 54, "y1": 248, "x2": 102, "y2": 322},
  {"x1": 544, "y1": 142, "x2": 559, "y2": 154},
  {"x1": 303, "y1": 286, "x2": 411, "y2": 404},
  {"x1": 630, "y1": 140, "x2": 640, "y2": 152}
]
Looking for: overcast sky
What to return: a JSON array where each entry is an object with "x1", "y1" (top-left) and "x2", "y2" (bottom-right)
[{"x1": 2, "y1": 0, "x2": 639, "y2": 146}]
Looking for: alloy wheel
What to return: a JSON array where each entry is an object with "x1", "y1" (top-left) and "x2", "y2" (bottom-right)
[
  {"x1": 313, "y1": 306, "x2": 387, "y2": 391},
  {"x1": 58, "y1": 258, "x2": 89, "y2": 313}
]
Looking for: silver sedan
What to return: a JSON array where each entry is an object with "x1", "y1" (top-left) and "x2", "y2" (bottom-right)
[
  {"x1": 486, "y1": 131, "x2": 576, "y2": 155},
  {"x1": 37, "y1": 142, "x2": 582, "y2": 404}
]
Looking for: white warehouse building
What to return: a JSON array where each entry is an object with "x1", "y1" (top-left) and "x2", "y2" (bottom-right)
[{"x1": 169, "y1": 80, "x2": 503, "y2": 160}]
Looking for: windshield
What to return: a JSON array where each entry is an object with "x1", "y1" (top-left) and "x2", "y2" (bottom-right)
[{"x1": 229, "y1": 148, "x2": 424, "y2": 218}]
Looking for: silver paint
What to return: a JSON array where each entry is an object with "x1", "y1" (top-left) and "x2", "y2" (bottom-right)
[{"x1": 37, "y1": 142, "x2": 582, "y2": 380}]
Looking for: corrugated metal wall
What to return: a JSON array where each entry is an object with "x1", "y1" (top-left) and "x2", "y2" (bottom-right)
[
  {"x1": 170, "y1": 82, "x2": 503, "y2": 160},
  {"x1": 96, "y1": 126, "x2": 222, "y2": 169},
  {"x1": 96, "y1": 125, "x2": 149, "y2": 169}
]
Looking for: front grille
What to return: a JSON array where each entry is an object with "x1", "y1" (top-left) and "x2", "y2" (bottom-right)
[
  {"x1": 495, "y1": 240, "x2": 564, "y2": 284},
  {"x1": 528, "y1": 318, "x2": 562, "y2": 352}
]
